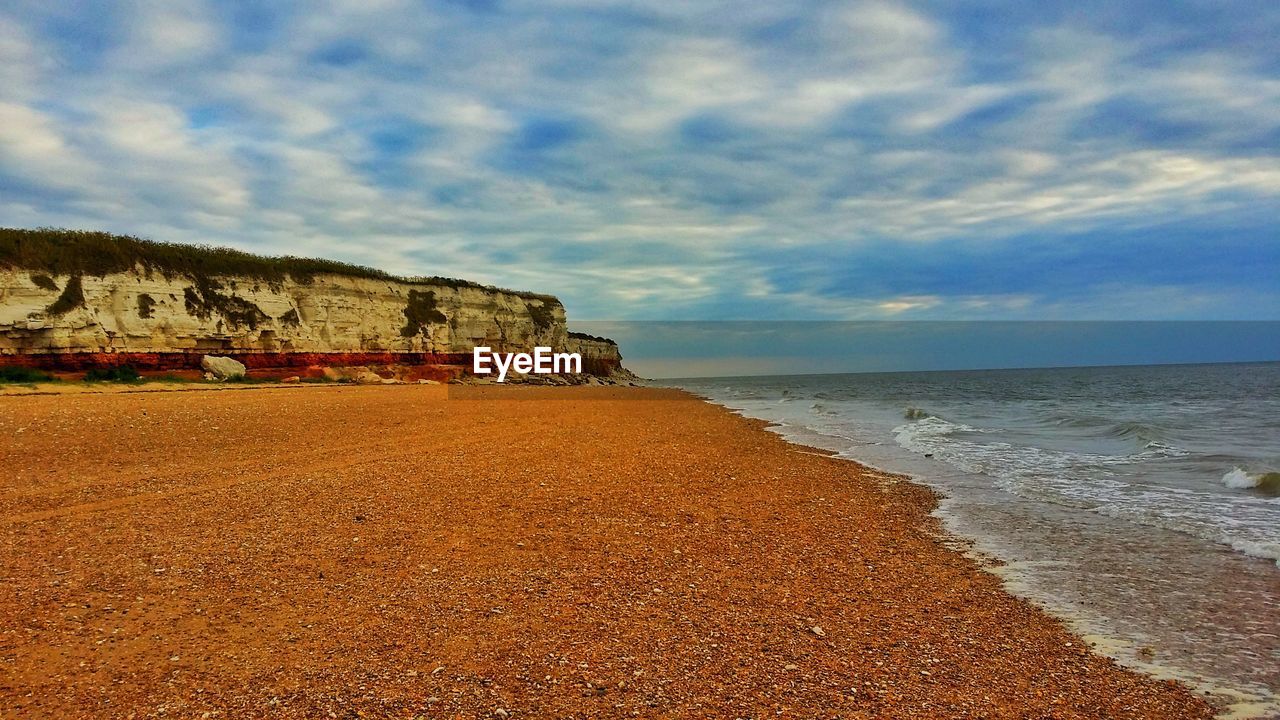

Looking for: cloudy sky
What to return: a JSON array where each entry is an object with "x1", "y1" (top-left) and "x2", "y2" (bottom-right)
[{"x1": 2, "y1": 1, "x2": 1278, "y2": 321}]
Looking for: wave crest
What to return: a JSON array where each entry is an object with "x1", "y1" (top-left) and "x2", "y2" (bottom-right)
[{"x1": 1222, "y1": 468, "x2": 1280, "y2": 496}]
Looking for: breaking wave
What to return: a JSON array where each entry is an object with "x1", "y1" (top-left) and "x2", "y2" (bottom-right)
[{"x1": 1223, "y1": 467, "x2": 1280, "y2": 496}]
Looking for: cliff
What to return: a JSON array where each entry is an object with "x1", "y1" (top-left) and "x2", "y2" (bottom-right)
[
  {"x1": 565, "y1": 332, "x2": 623, "y2": 377},
  {"x1": 0, "y1": 228, "x2": 624, "y2": 376}
]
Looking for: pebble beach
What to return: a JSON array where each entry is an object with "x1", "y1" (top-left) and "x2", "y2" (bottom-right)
[{"x1": 0, "y1": 384, "x2": 1215, "y2": 718}]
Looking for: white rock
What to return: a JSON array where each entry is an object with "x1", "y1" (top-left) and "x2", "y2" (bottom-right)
[{"x1": 200, "y1": 355, "x2": 246, "y2": 380}]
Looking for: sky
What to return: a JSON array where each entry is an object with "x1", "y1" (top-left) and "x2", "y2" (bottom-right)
[{"x1": 1, "y1": 0, "x2": 1278, "y2": 323}]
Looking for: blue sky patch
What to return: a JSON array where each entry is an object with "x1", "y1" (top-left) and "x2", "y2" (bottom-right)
[{"x1": 0, "y1": 0, "x2": 1275, "y2": 323}]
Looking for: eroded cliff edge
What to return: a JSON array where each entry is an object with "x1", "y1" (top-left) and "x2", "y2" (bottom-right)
[{"x1": 0, "y1": 228, "x2": 625, "y2": 377}]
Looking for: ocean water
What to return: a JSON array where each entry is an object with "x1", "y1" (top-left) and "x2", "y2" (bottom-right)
[{"x1": 672, "y1": 362, "x2": 1280, "y2": 716}]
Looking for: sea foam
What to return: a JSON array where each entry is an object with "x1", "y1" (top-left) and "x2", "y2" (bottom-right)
[
  {"x1": 1223, "y1": 467, "x2": 1258, "y2": 489},
  {"x1": 1223, "y1": 468, "x2": 1280, "y2": 496}
]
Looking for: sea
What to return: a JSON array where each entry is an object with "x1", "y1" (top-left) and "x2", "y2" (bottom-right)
[{"x1": 671, "y1": 361, "x2": 1280, "y2": 718}]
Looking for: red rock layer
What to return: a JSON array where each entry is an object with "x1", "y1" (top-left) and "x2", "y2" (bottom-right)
[
  {"x1": 0, "y1": 351, "x2": 623, "y2": 376},
  {"x1": 0, "y1": 351, "x2": 469, "y2": 371}
]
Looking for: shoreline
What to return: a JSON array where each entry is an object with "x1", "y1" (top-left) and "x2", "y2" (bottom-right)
[
  {"x1": 705, "y1": 400, "x2": 1275, "y2": 719},
  {"x1": 1, "y1": 385, "x2": 1215, "y2": 717}
]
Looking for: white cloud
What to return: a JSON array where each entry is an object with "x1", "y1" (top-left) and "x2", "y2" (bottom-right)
[
  {"x1": 1, "y1": 1, "x2": 1277, "y2": 321},
  {"x1": 0, "y1": 103, "x2": 97, "y2": 192},
  {"x1": 84, "y1": 99, "x2": 251, "y2": 216},
  {"x1": 827, "y1": 1, "x2": 944, "y2": 71},
  {"x1": 116, "y1": 0, "x2": 221, "y2": 67},
  {"x1": 835, "y1": 151, "x2": 1280, "y2": 241},
  {"x1": 0, "y1": 17, "x2": 50, "y2": 101}
]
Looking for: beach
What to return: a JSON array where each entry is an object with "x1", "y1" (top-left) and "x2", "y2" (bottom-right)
[
  {"x1": 677, "y1": 364, "x2": 1280, "y2": 712},
  {"x1": 0, "y1": 385, "x2": 1214, "y2": 718}
]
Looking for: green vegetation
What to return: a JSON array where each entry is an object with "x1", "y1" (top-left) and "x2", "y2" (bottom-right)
[
  {"x1": 0, "y1": 365, "x2": 197, "y2": 385},
  {"x1": 0, "y1": 366, "x2": 55, "y2": 383},
  {"x1": 29, "y1": 273, "x2": 58, "y2": 291},
  {"x1": 183, "y1": 277, "x2": 268, "y2": 330},
  {"x1": 401, "y1": 289, "x2": 447, "y2": 337},
  {"x1": 137, "y1": 293, "x2": 156, "y2": 319},
  {"x1": 1, "y1": 227, "x2": 560, "y2": 302},
  {"x1": 528, "y1": 302, "x2": 556, "y2": 332},
  {"x1": 568, "y1": 331, "x2": 618, "y2": 345},
  {"x1": 46, "y1": 275, "x2": 85, "y2": 316},
  {"x1": 84, "y1": 366, "x2": 143, "y2": 382}
]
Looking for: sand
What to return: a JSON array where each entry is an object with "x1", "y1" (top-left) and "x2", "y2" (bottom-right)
[{"x1": 0, "y1": 385, "x2": 1214, "y2": 718}]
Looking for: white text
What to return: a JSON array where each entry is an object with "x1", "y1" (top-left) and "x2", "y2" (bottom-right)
[{"x1": 472, "y1": 346, "x2": 582, "y2": 382}]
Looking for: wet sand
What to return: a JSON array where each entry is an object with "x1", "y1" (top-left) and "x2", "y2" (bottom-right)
[{"x1": 0, "y1": 385, "x2": 1214, "y2": 718}]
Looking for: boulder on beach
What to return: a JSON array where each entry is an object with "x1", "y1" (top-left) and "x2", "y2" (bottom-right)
[{"x1": 200, "y1": 355, "x2": 246, "y2": 381}]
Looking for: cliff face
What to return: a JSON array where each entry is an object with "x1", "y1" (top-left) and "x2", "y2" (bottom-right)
[
  {"x1": 1, "y1": 269, "x2": 561, "y2": 356},
  {"x1": 0, "y1": 268, "x2": 623, "y2": 374},
  {"x1": 565, "y1": 333, "x2": 624, "y2": 376},
  {"x1": 0, "y1": 228, "x2": 627, "y2": 376}
]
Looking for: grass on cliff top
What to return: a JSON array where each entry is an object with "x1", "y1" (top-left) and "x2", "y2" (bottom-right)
[
  {"x1": 568, "y1": 331, "x2": 618, "y2": 345},
  {"x1": 0, "y1": 227, "x2": 560, "y2": 304}
]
